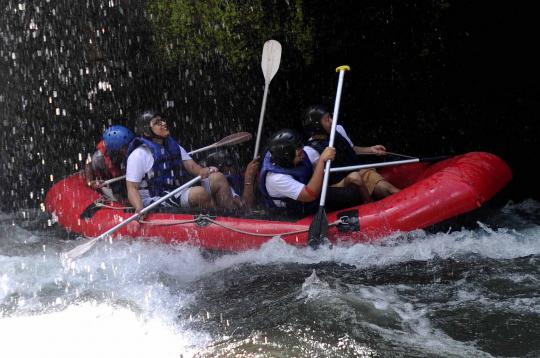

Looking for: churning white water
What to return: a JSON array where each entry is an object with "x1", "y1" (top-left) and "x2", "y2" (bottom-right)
[{"x1": 1, "y1": 200, "x2": 539, "y2": 357}]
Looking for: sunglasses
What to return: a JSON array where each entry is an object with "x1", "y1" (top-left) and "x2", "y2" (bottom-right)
[{"x1": 150, "y1": 118, "x2": 167, "y2": 127}]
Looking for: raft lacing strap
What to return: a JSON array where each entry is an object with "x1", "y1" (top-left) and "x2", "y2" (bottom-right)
[
  {"x1": 139, "y1": 219, "x2": 199, "y2": 226},
  {"x1": 140, "y1": 216, "x2": 343, "y2": 237},
  {"x1": 91, "y1": 196, "x2": 345, "y2": 237}
]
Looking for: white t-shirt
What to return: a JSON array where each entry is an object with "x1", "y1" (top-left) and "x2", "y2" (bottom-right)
[
  {"x1": 303, "y1": 125, "x2": 354, "y2": 164},
  {"x1": 126, "y1": 143, "x2": 192, "y2": 206},
  {"x1": 265, "y1": 172, "x2": 305, "y2": 207},
  {"x1": 265, "y1": 150, "x2": 319, "y2": 207}
]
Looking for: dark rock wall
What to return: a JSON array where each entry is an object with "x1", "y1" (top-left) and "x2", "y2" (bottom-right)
[{"x1": 1, "y1": 0, "x2": 537, "y2": 211}]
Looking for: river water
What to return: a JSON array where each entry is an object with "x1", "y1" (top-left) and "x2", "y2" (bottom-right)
[{"x1": 1, "y1": 199, "x2": 539, "y2": 357}]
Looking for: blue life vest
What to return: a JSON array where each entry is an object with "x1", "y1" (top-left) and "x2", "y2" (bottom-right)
[
  {"x1": 127, "y1": 136, "x2": 189, "y2": 196},
  {"x1": 226, "y1": 173, "x2": 244, "y2": 196},
  {"x1": 259, "y1": 150, "x2": 318, "y2": 215}
]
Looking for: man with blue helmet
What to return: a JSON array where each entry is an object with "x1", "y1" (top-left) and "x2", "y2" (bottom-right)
[{"x1": 84, "y1": 125, "x2": 135, "y2": 195}]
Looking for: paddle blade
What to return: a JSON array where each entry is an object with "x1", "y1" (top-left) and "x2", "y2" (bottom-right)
[
  {"x1": 62, "y1": 237, "x2": 99, "y2": 261},
  {"x1": 215, "y1": 132, "x2": 252, "y2": 147},
  {"x1": 188, "y1": 132, "x2": 253, "y2": 155},
  {"x1": 261, "y1": 40, "x2": 282, "y2": 83},
  {"x1": 308, "y1": 207, "x2": 328, "y2": 248}
]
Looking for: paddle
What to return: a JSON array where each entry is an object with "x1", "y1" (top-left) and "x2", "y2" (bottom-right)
[
  {"x1": 308, "y1": 65, "x2": 350, "y2": 248},
  {"x1": 329, "y1": 155, "x2": 452, "y2": 173},
  {"x1": 101, "y1": 131, "x2": 252, "y2": 186},
  {"x1": 385, "y1": 152, "x2": 417, "y2": 159},
  {"x1": 62, "y1": 176, "x2": 203, "y2": 261},
  {"x1": 253, "y1": 39, "x2": 282, "y2": 159},
  {"x1": 188, "y1": 131, "x2": 252, "y2": 155},
  {"x1": 356, "y1": 151, "x2": 416, "y2": 159}
]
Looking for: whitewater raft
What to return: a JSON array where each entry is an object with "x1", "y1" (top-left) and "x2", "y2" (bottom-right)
[{"x1": 45, "y1": 152, "x2": 511, "y2": 251}]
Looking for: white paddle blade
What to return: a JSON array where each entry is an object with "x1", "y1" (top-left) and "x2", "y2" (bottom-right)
[
  {"x1": 261, "y1": 40, "x2": 282, "y2": 83},
  {"x1": 62, "y1": 237, "x2": 99, "y2": 261}
]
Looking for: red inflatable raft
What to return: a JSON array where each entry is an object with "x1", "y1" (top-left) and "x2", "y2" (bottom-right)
[{"x1": 45, "y1": 152, "x2": 511, "y2": 251}]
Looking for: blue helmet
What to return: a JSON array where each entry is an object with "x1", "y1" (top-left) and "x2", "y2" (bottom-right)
[{"x1": 103, "y1": 125, "x2": 135, "y2": 152}]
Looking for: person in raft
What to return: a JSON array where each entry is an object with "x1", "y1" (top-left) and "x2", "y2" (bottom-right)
[
  {"x1": 302, "y1": 105, "x2": 400, "y2": 201},
  {"x1": 204, "y1": 149, "x2": 260, "y2": 210},
  {"x1": 84, "y1": 125, "x2": 135, "y2": 198},
  {"x1": 125, "y1": 110, "x2": 239, "y2": 213},
  {"x1": 258, "y1": 129, "x2": 336, "y2": 216}
]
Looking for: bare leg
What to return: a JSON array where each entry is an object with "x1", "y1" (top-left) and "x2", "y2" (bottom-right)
[
  {"x1": 334, "y1": 172, "x2": 371, "y2": 203},
  {"x1": 372, "y1": 180, "x2": 400, "y2": 199},
  {"x1": 188, "y1": 186, "x2": 213, "y2": 209},
  {"x1": 207, "y1": 172, "x2": 235, "y2": 210}
]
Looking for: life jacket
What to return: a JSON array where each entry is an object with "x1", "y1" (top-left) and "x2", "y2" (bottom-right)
[
  {"x1": 306, "y1": 131, "x2": 359, "y2": 184},
  {"x1": 96, "y1": 140, "x2": 123, "y2": 178},
  {"x1": 127, "y1": 136, "x2": 189, "y2": 196},
  {"x1": 226, "y1": 173, "x2": 244, "y2": 196},
  {"x1": 258, "y1": 150, "x2": 318, "y2": 215}
]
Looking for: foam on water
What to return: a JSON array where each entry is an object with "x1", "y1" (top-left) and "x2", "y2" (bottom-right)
[
  {"x1": 298, "y1": 271, "x2": 495, "y2": 357},
  {"x1": 1, "y1": 200, "x2": 539, "y2": 356},
  {"x1": 0, "y1": 302, "x2": 209, "y2": 358},
  {"x1": 197, "y1": 219, "x2": 540, "y2": 271}
]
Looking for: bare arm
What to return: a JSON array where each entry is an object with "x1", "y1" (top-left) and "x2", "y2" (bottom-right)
[
  {"x1": 84, "y1": 157, "x2": 104, "y2": 189},
  {"x1": 297, "y1": 147, "x2": 335, "y2": 202},
  {"x1": 241, "y1": 158, "x2": 260, "y2": 209},
  {"x1": 353, "y1": 145, "x2": 387, "y2": 155},
  {"x1": 183, "y1": 159, "x2": 213, "y2": 178},
  {"x1": 126, "y1": 181, "x2": 143, "y2": 213}
]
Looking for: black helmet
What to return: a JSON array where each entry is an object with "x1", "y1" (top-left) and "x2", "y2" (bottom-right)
[
  {"x1": 205, "y1": 150, "x2": 235, "y2": 172},
  {"x1": 269, "y1": 129, "x2": 303, "y2": 168},
  {"x1": 302, "y1": 105, "x2": 329, "y2": 135},
  {"x1": 136, "y1": 110, "x2": 162, "y2": 135}
]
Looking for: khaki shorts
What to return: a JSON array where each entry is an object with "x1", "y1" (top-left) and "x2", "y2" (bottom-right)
[
  {"x1": 358, "y1": 169, "x2": 385, "y2": 195},
  {"x1": 332, "y1": 168, "x2": 385, "y2": 196}
]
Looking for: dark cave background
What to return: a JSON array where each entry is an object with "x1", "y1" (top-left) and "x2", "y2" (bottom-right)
[{"x1": 1, "y1": 0, "x2": 537, "y2": 212}]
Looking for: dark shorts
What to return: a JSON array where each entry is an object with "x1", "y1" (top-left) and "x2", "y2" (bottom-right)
[{"x1": 325, "y1": 186, "x2": 364, "y2": 211}]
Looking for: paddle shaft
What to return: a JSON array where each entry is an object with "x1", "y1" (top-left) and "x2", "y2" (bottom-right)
[
  {"x1": 319, "y1": 68, "x2": 348, "y2": 207},
  {"x1": 101, "y1": 132, "x2": 251, "y2": 186},
  {"x1": 330, "y1": 158, "x2": 419, "y2": 173},
  {"x1": 253, "y1": 40, "x2": 282, "y2": 159},
  {"x1": 330, "y1": 155, "x2": 452, "y2": 173},
  {"x1": 386, "y1": 151, "x2": 416, "y2": 159},
  {"x1": 95, "y1": 176, "x2": 202, "y2": 241},
  {"x1": 253, "y1": 82, "x2": 269, "y2": 159},
  {"x1": 189, "y1": 143, "x2": 223, "y2": 155}
]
